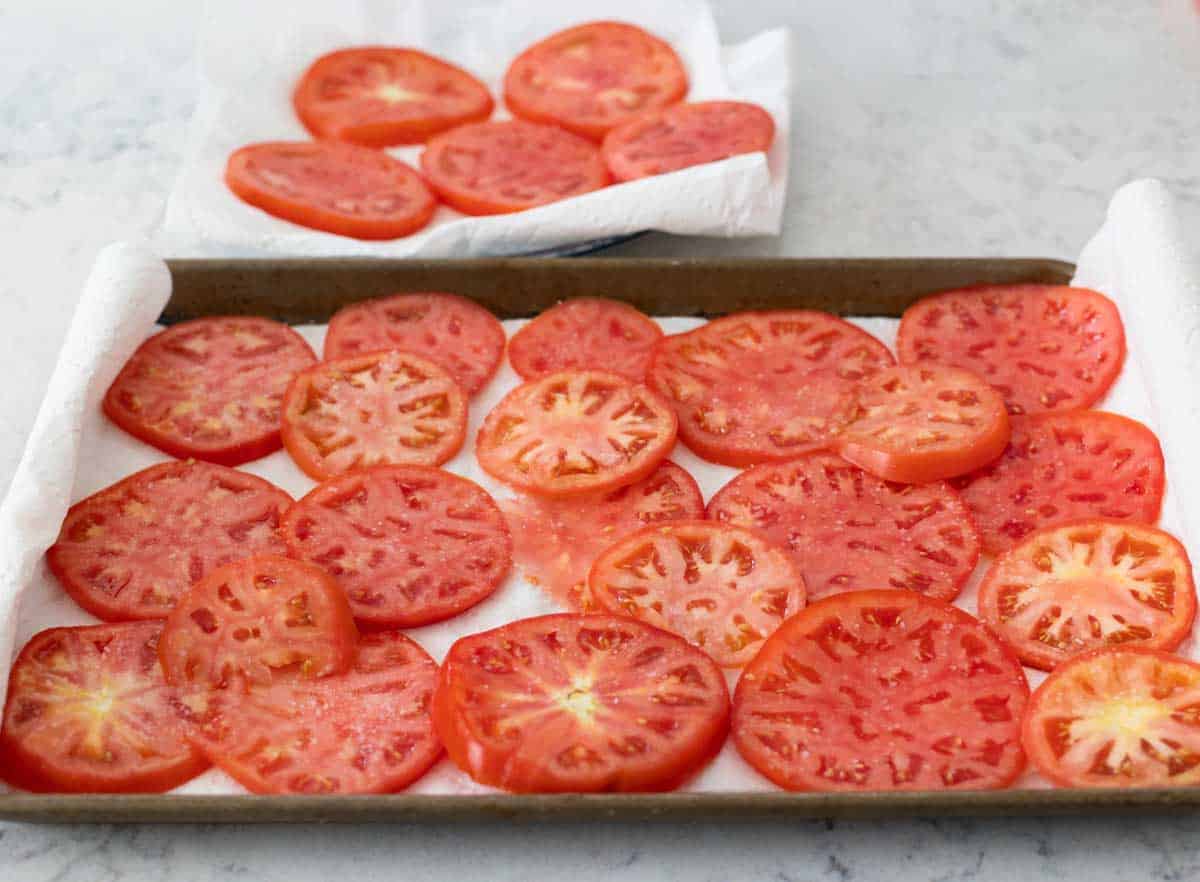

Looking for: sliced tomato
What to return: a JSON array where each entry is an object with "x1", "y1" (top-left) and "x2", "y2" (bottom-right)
[
  {"x1": 104, "y1": 316, "x2": 316, "y2": 466},
  {"x1": 158, "y1": 555, "x2": 358, "y2": 689},
  {"x1": 501, "y1": 460, "x2": 704, "y2": 610},
  {"x1": 432, "y1": 613, "x2": 729, "y2": 792},
  {"x1": 977, "y1": 520, "x2": 1195, "y2": 671},
  {"x1": 281, "y1": 465, "x2": 511, "y2": 629},
  {"x1": 477, "y1": 370, "x2": 676, "y2": 497},
  {"x1": 588, "y1": 520, "x2": 805, "y2": 667},
  {"x1": 1022, "y1": 647, "x2": 1200, "y2": 787},
  {"x1": 47, "y1": 460, "x2": 292, "y2": 622},
  {"x1": 225, "y1": 141, "x2": 436, "y2": 240},
  {"x1": 281, "y1": 350, "x2": 467, "y2": 481},
  {"x1": 419, "y1": 120, "x2": 610, "y2": 215},
  {"x1": 953, "y1": 411, "x2": 1165, "y2": 555},
  {"x1": 323, "y1": 292, "x2": 505, "y2": 395},
  {"x1": 733, "y1": 590, "x2": 1030, "y2": 791},
  {"x1": 647, "y1": 311, "x2": 895, "y2": 467},
  {"x1": 836, "y1": 364, "x2": 1010, "y2": 483},
  {"x1": 503, "y1": 21, "x2": 689, "y2": 141},
  {"x1": 602, "y1": 101, "x2": 775, "y2": 182},
  {"x1": 897, "y1": 284, "x2": 1126, "y2": 416},
  {"x1": 0, "y1": 622, "x2": 207, "y2": 793},
  {"x1": 508, "y1": 297, "x2": 662, "y2": 383},
  {"x1": 708, "y1": 450, "x2": 980, "y2": 602},
  {"x1": 179, "y1": 631, "x2": 441, "y2": 794},
  {"x1": 293, "y1": 46, "x2": 494, "y2": 147}
]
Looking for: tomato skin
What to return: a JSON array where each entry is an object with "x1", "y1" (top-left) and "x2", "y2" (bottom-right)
[
  {"x1": 1022, "y1": 646, "x2": 1200, "y2": 788},
  {"x1": 978, "y1": 519, "x2": 1196, "y2": 671},
  {"x1": 836, "y1": 364, "x2": 1011, "y2": 484},
  {"x1": 0, "y1": 623, "x2": 208, "y2": 793},
  {"x1": 225, "y1": 141, "x2": 436, "y2": 240},
  {"x1": 293, "y1": 47, "x2": 494, "y2": 147},
  {"x1": 433, "y1": 613, "x2": 730, "y2": 792}
]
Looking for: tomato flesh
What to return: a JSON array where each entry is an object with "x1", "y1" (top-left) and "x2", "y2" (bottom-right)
[
  {"x1": 324, "y1": 292, "x2": 506, "y2": 395},
  {"x1": 0, "y1": 623, "x2": 208, "y2": 793},
  {"x1": 281, "y1": 350, "x2": 467, "y2": 481},
  {"x1": 708, "y1": 450, "x2": 980, "y2": 602},
  {"x1": 293, "y1": 47, "x2": 494, "y2": 147},
  {"x1": 433, "y1": 613, "x2": 730, "y2": 792},
  {"x1": 508, "y1": 297, "x2": 662, "y2": 383},
  {"x1": 978, "y1": 520, "x2": 1196, "y2": 671},
  {"x1": 733, "y1": 590, "x2": 1030, "y2": 791},
  {"x1": 647, "y1": 310, "x2": 895, "y2": 467},
  {"x1": 104, "y1": 316, "x2": 316, "y2": 466},
  {"x1": 281, "y1": 465, "x2": 512, "y2": 629}
]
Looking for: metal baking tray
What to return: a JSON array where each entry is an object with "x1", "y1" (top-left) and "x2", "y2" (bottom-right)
[{"x1": 11, "y1": 255, "x2": 1188, "y2": 824}]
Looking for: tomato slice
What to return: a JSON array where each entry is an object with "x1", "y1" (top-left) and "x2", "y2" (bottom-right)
[
  {"x1": 225, "y1": 141, "x2": 436, "y2": 240},
  {"x1": 281, "y1": 350, "x2": 467, "y2": 481},
  {"x1": 158, "y1": 555, "x2": 358, "y2": 689},
  {"x1": 432, "y1": 613, "x2": 729, "y2": 792},
  {"x1": 708, "y1": 450, "x2": 980, "y2": 602},
  {"x1": 501, "y1": 460, "x2": 704, "y2": 610},
  {"x1": 977, "y1": 520, "x2": 1195, "y2": 671},
  {"x1": 602, "y1": 101, "x2": 775, "y2": 182},
  {"x1": 293, "y1": 47, "x2": 494, "y2": 147},
  {"x1": 0, "y1": 622, "x2": 207, "y2": 793},
  {"x1": 897, "y1": 284, "x2": 1126, "y2": 416},
  {"x1": 733, "y1": 590, "x2": 1030, "y2": 791},
  {"x1": 508, "y1": 297, "x2": 663, "y2": 383},
  {"x1": 477, "y1": 370, "x2": 677, "y2": 497},
  {"x1": 47, "y1": 460, "x2": 292, "y2": 622},
  {"x1": 647, "y1": 311, "x2": 895, "y2": 467},
  {"x1": 419, "y1": 120, "x2": 610, "y2": 215},
  {"x1": 503, "y1": 21, "x2": 689, "y2": 141},
  {"x1": 104, "y1": 316, "x2": 316, "y2": 466},
  {"x1": 588, "y1": 520, "x2": 805, "y2": 667},
  {"x1": 1022, "y1": 647, "x2": 1200, "y2": 787},
  {"x1": 324, "y1": 292, "x2": 506, "y2": 396},
  {"x1": 281, "y1": 465, "x2": 511, "y2": 629},
  {"x1": 179, "y1": 631, "x2": 441, "y2": 794},
  {"x1": 953, "y1": 411, "x2": 1165, "y2": 555},
  {"x1": 836, "y1": 364, "x2": 1010, "y2": 483}
]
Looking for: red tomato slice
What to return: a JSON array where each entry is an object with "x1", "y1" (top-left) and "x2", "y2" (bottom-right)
[
  {"x1": 432, "y1": 613, "x2": 729, "y2": 792},
  {"x1": 47, "y1": 460, "x2": 292, "y2": 622},
  {"x1": 158, "y1": 555, "x2": 358, "y2": 689},
  {"x1": 977, "y1": 520, "x2": 1196, "y2": 671},
  {"x1": 293, "y1": 47, "x2": 494, "y2": 147},
  {"x1": 733, "y1": 590, "x2": 1030, "y2": 791},
  {"x1": 953, "y1": 411, "x2": 1165, "y2": 555},
  {"x1": 602, "y1": 101, "x2": 775, "y2": 182},
  {"x1": 281, "y1": 350, "x2": 467, "y2": 481},
  {"x1": 419, "y1": 120, "x2": 610, "y2": 215},
  {"x1": 503, "y1": 21, "x2": 689, "y2": 142},
  {"x1": 104, "y1": 317, "x2": 316, "y2": 466},
  {"x1": 897, "y1": 285, "x2": 1126, "y2": 416},
  {"x1": 508, "y1": 297, "x2": 663, "y2": 383},
  {"x1": 476, "y1": 370, "x2": 677, "y2": 497},
  {"x1": 0, "y1": 622, "x2": 208, "y2": 793},
  {"x1": 1022, "y1": 647, "x2": 1200, "y2": 787},
  {"x1": 501, "y1": 460, "x2": 704, "y2": 610},
  {"x1": 225, "y1": 141, "x2": 436, "y2": 240},
  {"x1": 324, "y1": 292, "x2": 506, "y2": 396},
  {"x1": 281, "y1": 465, "x2": 511, "y2": 629},
  {"x1": 588, "y1": 520, "x2": 805, "y2": 667},
  {"x1": 647, "y1": 311, "x2": 895, "y2": 467},
  {"x1": 708, "y1": 450, "x2": 980, "y2": 602},
  {"x1": 836, "y1": 364, "x2": 1011, "y2": 483},
  {"x1": 179, "y1": 631, "x2": 441, "y2": 794}
]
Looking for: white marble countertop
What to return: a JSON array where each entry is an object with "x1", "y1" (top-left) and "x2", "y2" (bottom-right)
[{"x1": 4, "y1": 1, "x2": 1200, "y2": 879}]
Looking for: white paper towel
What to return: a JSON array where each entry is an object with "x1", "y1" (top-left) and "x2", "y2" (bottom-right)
[
  {"x1": 3, "y1": 178, "x2": 1198, "y2": 795},
  {"x1": 159, "y1": 0, "x2": 792, "y2": 258}
]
